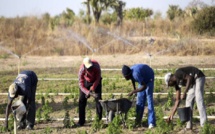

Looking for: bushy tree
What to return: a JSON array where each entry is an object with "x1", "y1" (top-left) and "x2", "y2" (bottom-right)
[
  {"x1": 191, "y1": 6, "x2": 215, "y2": 35},
  {"x1": 167, "y1": 5, "x2": 184, "y2": 21},
  {"x1": 61, "y1": 8, "x2": 75, "y2": 26},
  {"x1": 124, "y1": 7, "x2": 153, "y2": 21}
]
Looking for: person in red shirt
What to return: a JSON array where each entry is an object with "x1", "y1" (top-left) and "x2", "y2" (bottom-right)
[{"x1": 76, "y1": 57, "x2": 103, "y2": 127}]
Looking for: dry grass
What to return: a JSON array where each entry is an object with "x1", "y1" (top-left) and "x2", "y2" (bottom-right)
[{"x1": 0, "y1": 16, "x2": 214, "y2": 57}]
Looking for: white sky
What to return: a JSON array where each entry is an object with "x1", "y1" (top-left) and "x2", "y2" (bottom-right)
[{"x1": 0, "y1": 0, "x2": 214, "y2": 18}]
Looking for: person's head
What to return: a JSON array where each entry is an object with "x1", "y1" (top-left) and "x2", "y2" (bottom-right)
[
  {"x1": 83, "y1": 57, "x2": 93, "y2": 70},
  {"x1": 8, "y1": 83, "x2": 18, "y2": 98},
  {"x1": 122, "y1": 65, "x2": 132, "y2": 80},
  {"x1": 164, "y1": 73, "x2": 176, "y2": 87}
]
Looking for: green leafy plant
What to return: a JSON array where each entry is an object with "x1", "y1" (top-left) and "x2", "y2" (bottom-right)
[
  {"x1": 91, "y1": 115, "x2": 104, "y2": 132},
  {"x1": 87, "y1": 107, "x2": 92, "y2": 122},
  {"x1": 62, "y1": 96, "x2": 69, "y2": 109},
  {"x1": 107, "y1": 115, "x2": 122, "y2": 134},
  {"x1": 164, "y1": 88, "x2": 174, "y2": 110},
  {"x1": 200, "y1": 122, "x2": 215, "y2": 134},
  {"x1": 36, "y1": 108, "x2": 42, "y2": 123},
  {"x1": 42, "y1": 100, "x2": 53, "y2": 121},
  {"x1": 43, "y1": 126, "x2": 52, "y2": 134},
  {"x1": 153, "y1": 105, "x2": 174, "y2": 133},
  {"x1": 63, "y1": 110, "x2": 70, "y2": 128},
  {"x1": 41, "y1": 96, "x2": 45, "y2": 106}
]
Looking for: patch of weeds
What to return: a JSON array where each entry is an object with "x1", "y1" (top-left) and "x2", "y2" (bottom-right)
[
  {"x1": 41, "y1": 96, "x2": 45, "y2": 105},
  {"x1": 0, "y1": 125, "x2": 7, "y2": 133},
  {"x1": 156, "y1": 94, "x2": 161, "y2": 103},
  {"x1": 0, "y1": 54, "x2": 9, "y2": 59},
  {"x1": 36, "y1": 108, "x2": 42, "y2": 123},
  {"x1": 125, "y1": 118, "x2": 135, "y2": 131},
  {"x1": 77, "y1": 129, "x2": 88, "y2": 134},
  {"x1": 39, "y1": 100, "x2": 53, "y2": 121},
  {"x1": 63, "y1": 85, "x2": 70, "y2": 93},
  {"x1": 164, "y1": 88, "x2": 173, "y2": 110},
  {"x1": 86, "y1": 107, "x2": 92, "y2": 122},
  {"x1": 73, "y1": 97, "x2": 78, "y2": 106},
  {"x1": 43, "y1": 126, "x2": 52, "y2": 134},
  {"x1": 207, "y1": 107, "x2": 215, "y2": 115},
  {"x1": 63, "y1": 96, "x2": 69, "y2": 109},
  {"x1": 108, "y1": 93, "x2": 115, "y2": 99},
  {"x1": 42, "y1": 101, "x2": 52, "y2": 121},
  {"x1": 127, "y1": 107, "x2": 136, "y2": 119},
  {"x1": 205, "y1": 89, "x2": 214, "y2": 105},
  {"x1": 91, "y1": 115, "x2": 104, "y2": 132},
  {"x1": 50, "y1": 96, "x2": 55, "y2": 103},
  {"x1": 175, "y1": 118, "x2": 185, "y2": 130},
  {"x1": 0, "y1": 115, "x2": 14, "y2": 133},
  {"x1": 70, "y1": 118, "x2": 75, "y2": 127},
  {"x1": 44, "y1": 100, "x2": 52, "y2": 120},
  {"x1": 63, "y1": 110, "x2": 70, "y2": 128},
  {"x1": 107, "y1": 115, "x2": 122, "y2": 134},
  {"x1": 154, "y1": 105, "x2": 174, "y2": 133},
  {"x1": 111, "y1": 82, "x2": 116, "y2": 91},
  {"x1": 200, "y1": 122, "x2": 215, "y2": 134}
]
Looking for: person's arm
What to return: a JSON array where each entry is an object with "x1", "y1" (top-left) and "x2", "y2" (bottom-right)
[
  {"x1": 131, "y1": 79, "x2": 136, "y2": 90},
  {"x1": 78, "y1": 65, "x2": 90, "y2": 95},
  {"x1": 167, "y1": 88, "x2": 181, "y2": 122},
  {"x1": 4, "y1": 98, "x2": 13, "y2": 129},
  {"x1": 128, "y1": 81, "x2": 147, "y2": 96},
  {"x1": 182, "y1": 75, "x2": 192, "y2": 100}
]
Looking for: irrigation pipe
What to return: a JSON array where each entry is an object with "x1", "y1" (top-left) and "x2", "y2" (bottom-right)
[
  {"x1": 37, "y1": 76, "x2": 215, "y2": 81},
  {"x1": 0, "y1": 92, "x2": 215, "y2": 96},
  {"x1": 1, "y1": 116, "x2": 215, "y2": 121}
]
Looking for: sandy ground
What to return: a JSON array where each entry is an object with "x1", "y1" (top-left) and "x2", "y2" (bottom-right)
[{"x1": 0, "y1": 54, "x2": 215, "y2": 71}]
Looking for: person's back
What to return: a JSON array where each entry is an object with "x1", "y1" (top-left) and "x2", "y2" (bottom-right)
[
  {"x1": 14, "y1": 70, "x2": 38, "y2": 98},
  {"x1": 131, "y1": 64, "x2": 154, "y2": 84}
]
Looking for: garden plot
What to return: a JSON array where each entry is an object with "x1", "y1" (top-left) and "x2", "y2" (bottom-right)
[{"x1": 0, "y1": 63, "x2": 215, "y2": 133}]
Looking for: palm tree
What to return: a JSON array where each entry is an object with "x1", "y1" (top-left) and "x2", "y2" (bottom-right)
[
  {"x1": 90, "y1": 0, "x2": 106, "y2": 24},
  {"x1": 82, "y1": 0, "x2": 91, "y2": 24},
  {"x1": 112, "y1": 0, "x2": 126, "y2": 26},
  {"x1": 167, "y1": 5, "x2": 183, "y2": 21}
]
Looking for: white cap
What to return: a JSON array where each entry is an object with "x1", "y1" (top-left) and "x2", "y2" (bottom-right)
[
  {"x1": 83, "y1": 57, "x2": 93, "y2": 69},
  {"x1": 8, "y1": 83, "x2": 18, "y2": 98},
  {"x1": 164, "y1": 73, "x2": 172, "y2": 86}
]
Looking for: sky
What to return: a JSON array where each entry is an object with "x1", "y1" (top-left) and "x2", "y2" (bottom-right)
[{"x1": 0, "y1": 0, "x2": 214, "y2": 18}]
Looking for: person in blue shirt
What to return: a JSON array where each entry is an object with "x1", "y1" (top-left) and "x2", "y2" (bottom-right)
[
  {"x1": 5, "y1": 70, "x2": 38, "y2": 130},
  {"x1": 122, "y1": 64, "x2": 156, "y2": 129}
]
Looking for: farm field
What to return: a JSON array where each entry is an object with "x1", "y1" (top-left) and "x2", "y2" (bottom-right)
[{"x1": 0, "y1": 55, "x2": 215, "y2": 134}]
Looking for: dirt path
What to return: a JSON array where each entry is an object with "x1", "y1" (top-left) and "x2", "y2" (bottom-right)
[{"x1": 0, "y1": 54, "x2": 214, "y2": 71}]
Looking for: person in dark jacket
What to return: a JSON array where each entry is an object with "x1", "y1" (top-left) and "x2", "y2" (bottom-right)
[
  {"x1": 5, "y1": 70, "x2": 38, "y2": 130},
  {"x1": 122, "y1": 64, "x2": 156, "y2": 129},
  {"x1": 164, "y1": 66, "x2": 207, "y2": 130},
  {"x1": 75, "y1": 57, "x2": 102, "y2": 127}
]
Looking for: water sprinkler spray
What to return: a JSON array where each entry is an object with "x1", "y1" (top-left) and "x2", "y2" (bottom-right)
[{"x1": 0, "y1": 44, "x2": 20, "y2": 74}]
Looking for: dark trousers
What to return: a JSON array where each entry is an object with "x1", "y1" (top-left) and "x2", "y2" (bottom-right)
[
  {"x1": 19, "y1": 85, "x2": 37, "y2": 128},
  {"x1": 78, "y1": 79, "x2": 102, "y2": 125}
]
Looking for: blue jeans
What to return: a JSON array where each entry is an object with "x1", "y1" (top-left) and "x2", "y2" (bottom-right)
[{"x1": 136, "y1": 81, "x2": 156, "y2": 126}]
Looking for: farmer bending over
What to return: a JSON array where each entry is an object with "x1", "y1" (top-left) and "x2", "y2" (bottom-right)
[
  {"x1": 74, "y1": 57, "x2": 103, "y2": 127},
  {"x1": 122, "y1": 64, "x2": 156, "y2": 129},
  {"x1": 164, "y1": 66, "x2": 207, "y2": 130},
  {"x1": 5, "y1": 70, "x2": 38, "y2": 130}
]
